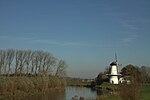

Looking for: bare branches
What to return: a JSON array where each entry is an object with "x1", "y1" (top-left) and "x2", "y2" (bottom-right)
[
  {"x1": 7, "y1": 49, "x2": 15, "y2": 75},
  {"x1": 55, "y1": 60, "x2": 67, "y2": 77},
  {"x1": 0, "y1": 49, "x2": 65, "y2": 76}
]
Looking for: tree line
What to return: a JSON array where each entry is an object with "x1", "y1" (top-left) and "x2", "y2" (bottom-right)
[
  {"x1": 0, "y1": 49, "x2": 67, "y2": 77},
  {"x1": 96, "y1": 64, "x2": 150, "y2": 84}
]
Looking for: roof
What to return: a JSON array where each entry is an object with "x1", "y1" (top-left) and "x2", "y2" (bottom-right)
[{"x1": 110, "y1": 61, "x2": 117, "y2": 66}]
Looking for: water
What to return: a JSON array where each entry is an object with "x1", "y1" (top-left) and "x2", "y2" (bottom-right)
[
  {"x1": 66, "y1": 86, "x2": 97, "y2": 100},
  {"x1": 22, "y1": 86, "x2": 97, "y2": 100}
]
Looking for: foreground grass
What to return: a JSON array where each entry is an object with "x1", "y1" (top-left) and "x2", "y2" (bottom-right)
[
  {"x1": 96, "y1": 84, "x2": 150, "y2": 100},
  {"x1": 0, "y1": 74, "x2": 66, "y2": 99},
  {"x1": 140, "y1": 84, "x2": 150, "y2": 100}
]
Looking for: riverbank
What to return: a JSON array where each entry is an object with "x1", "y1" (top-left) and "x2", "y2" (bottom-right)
[
  {"x1": 0, "y1": 74, "x2": 66, "y2": 99},
  {"x1": 66, "y1": 77, "x2": 93, "y2": 87}
]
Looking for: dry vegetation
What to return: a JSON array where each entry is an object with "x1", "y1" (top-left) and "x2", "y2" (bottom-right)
[
  {"x1": 0, "y1": 49, "x2": 67, "y2": 99},
  {"x1": 0, "y1": 74, "x2": 66, "y2": 99}
]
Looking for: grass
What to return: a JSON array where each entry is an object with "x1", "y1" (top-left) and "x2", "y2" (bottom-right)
[
  {"x1": 66, "y1": 77, "x2": 92, "y2": 87},
  {"x1": 95, "y1": 83, "x2": 150, "y2": 100},
  {"x1": 0, "y1": 74, "x2": 66, "y2": 99},
  {"x1": 95, "y1": 83, "x2": 120, "y2": 100},
  {"x1": 96, "y1": 94, "x2": 121, "y2": 100},
  {"x1": 140, "y1": 84, "x2": 150, "y2": 100}
]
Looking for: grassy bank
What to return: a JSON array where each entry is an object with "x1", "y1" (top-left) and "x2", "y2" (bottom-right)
[
  {"x1": 140, "y1": 84, "x2": 150, "y2": 100},
  {"x1": 96, "y1": 84, "x2": 150, "y2": 100},
  {"x1": 0, "y1": 74, "x2": 66, "y2": 99},
  {"x1": 66, "y1": 77, "x2": 93, "y2": 87}
]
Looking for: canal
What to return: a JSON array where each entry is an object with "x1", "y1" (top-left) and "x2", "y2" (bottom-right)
[{"x1": 21, "y1": 86, "x2": 97, "y2": 100}]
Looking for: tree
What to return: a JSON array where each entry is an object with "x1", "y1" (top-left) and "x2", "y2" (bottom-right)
[
  {"x1": 2, "y1": 50, "x2": 7, "y2": 74},
  {"x1": 140, "y1": 66, "x2": 150, "y2": 83},
  {"x1": 45, "y1": 53, "x2": 56, "y2": 74},
  {"x1": 121, "y1": 64, "x2": 138, "y2": 76},
  {"x1": 96, "y1": 72, "x2": 109, "y2": 85},
  {"x1": 6, "y1": 49, "x2": 15, "y2": 75},
  {"x1": 120, "y1": 64, "x2": 142, "y2": 100},
  {"x1": 55, "y1": 60, "x2": 67, "y2": 77},
  {"x1": 0, "y1": 49, "x2": 66, "y2": 76},
  {"x1": 25, "y1": 50, "x2": 32, "y2": 74},
  {"x1": 0, "y1": 50, "x2": 6, "y2": 75}
]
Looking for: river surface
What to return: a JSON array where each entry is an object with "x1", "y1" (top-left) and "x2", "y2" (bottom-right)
[
  {"x1": 66, "y1": 86, "x2": 97, "y2": 100},
  {"x1": 23, "y1": 86, "x2": 97, "y2": 100}
]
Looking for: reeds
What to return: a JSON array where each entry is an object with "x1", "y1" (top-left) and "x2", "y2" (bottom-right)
[{"x1": 0, "y1": 73, "x2": 66, "y2": 99}]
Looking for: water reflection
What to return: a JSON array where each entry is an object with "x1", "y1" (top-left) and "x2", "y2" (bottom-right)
[{"x1": 66, "y1": 86, "x2": 97, "y2": 100}]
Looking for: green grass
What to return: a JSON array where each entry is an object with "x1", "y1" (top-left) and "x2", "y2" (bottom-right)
[{"x1": 140, "y1": 84, "x2": 150, "y2": 100}]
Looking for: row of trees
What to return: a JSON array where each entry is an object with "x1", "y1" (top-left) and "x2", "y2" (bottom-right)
[
  {"x1": 121, "y1": 64, "x2": 150, "y2": 83},
  {"x1": 0, "y1": 49, "x2": 67, "y2": 77}
]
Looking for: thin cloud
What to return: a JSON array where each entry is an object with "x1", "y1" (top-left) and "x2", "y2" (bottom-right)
[
  {"x1": 0, "y1": 35, "x2": 34, "y2": 40},
  {"x1": 119, "y1": 19, "x2": 139, "y2": 45},
  {"x1": 0, "y1": 35, "x2": 96, "y2": 47},
  {"x1": 122, "y1": 32, "x2": 138, "y2": 45},
  {"x1": 130, "y1": 18, "x2": 150, "y2": 24},
  {"x1": 120, "y1": 21, "x2": 138, "y2": 31},
  {"x1": 122, "y1": 37, "x2": 135, "y2": 43},
  {"x1": 30, "y1": 38, "x2": 94, "y2": 47},
  {"x1": 120, "y1": 18, "x2": 150, "y2": 31}
]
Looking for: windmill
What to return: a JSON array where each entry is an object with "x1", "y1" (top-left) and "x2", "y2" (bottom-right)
[{"x1": 107, "y1": 53, "x2": 121, "y2": 84}]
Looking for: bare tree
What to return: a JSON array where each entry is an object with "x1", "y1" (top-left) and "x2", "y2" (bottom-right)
[
  {"x1": 55, "y1": 60, "x2": 67, "y2": 77},
  {"x1": 0, "y1": 49, "x2": 67, "y2": 76},
  {"x1": 0, "y1": 50, "x2": 3, "y2": 75},
  {"x1": 15, "y1": 50, "x2": 19, "y2": 75},
  {"x1": 2, "y1": 50, "x2": 7, "y2": 74},
  {"x1": 33, "y1": 51, "x2": 41, "y2": 75},
  {"x1": 25, "y1": 50, "x2": 32, "y2": 74},
  {"x1": 7, "y1": 49, "x2": 15, "y2": 75},
  {"x1": 0, "y1": 50, "x2": 5, "y2": 75},
  {"x1": 37, "y1": 51, "x2": 44, "y2": 73},
  {"x1": 15, "y1": 50, "x2": 27, "y2": 75},
  {"x1": 30, "y1": 51, "x2": 36, "y2": 74},
  {"x1": 46, "y1": 55, "x2": 56, "y2": 72},
  {"x1": 41, "y1": 52, "x2": 49, "y2": 72},
  {"x1": 0, "y1": 50, "x2": 14, "y2": 75}
]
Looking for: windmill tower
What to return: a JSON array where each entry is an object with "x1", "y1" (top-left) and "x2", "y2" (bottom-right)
[{"x1": 107, "y1": 54, "x2": 121, "y2": 84}]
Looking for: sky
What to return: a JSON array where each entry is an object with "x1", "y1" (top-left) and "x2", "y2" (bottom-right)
[{"x1": 0, "y1": 0, "x2": 150, "y2": 78}]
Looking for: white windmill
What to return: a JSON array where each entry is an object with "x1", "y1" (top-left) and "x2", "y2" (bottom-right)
[{"x1": 107, "y1": 54, "x2": 121, "y2": 84}]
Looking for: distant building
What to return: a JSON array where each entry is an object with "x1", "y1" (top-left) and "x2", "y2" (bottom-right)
[{"x1": 119, "y1": 76, "x2": 131, "y2": 84}]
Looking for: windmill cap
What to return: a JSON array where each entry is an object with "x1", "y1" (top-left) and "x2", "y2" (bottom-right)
[{"x1": 110, "y1": 61, "x2": 117, "y2": 66}]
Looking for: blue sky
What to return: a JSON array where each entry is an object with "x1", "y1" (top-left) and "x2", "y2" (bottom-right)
[{"x1": 0, "y1": 0, "x2": 150, "y2": 78}]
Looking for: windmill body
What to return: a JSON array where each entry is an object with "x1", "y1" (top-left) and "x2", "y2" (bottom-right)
[
  {"x1": 107, "y1": 61, "x2": 121, "y2": 84},
  {"x1": 109, "y1": 62, "x2": 119, "y2": 84},
  {"x1": 106, "y1": 54, "x2": 121, "y2": 84}
]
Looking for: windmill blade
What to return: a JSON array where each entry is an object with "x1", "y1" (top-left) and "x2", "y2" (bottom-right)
[
  {"x1": 115, "y1": 53, "x2": 120, "y2": 73},
  {"x1": 115, "y1": 53, "x2": 117, "y2": 62}
]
